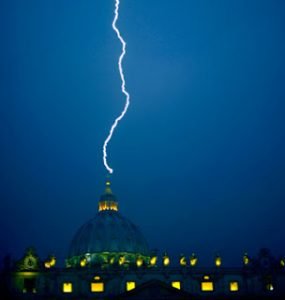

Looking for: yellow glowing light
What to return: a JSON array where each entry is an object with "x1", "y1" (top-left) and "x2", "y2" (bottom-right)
[
  {"x1": 91, "y1": 282, "x2": 104, "y2": 292},
  {"x1": 230, "y1": 281, "x2": 239, "y2": 292},
  {"x1": 99, "y1": 201, "x2": 118, "y2": 212},
  {"x1": 150, "y1": 256, "x2": 157, "y2": 266},
  {"x1": 163, "y1": 255, "x2": 170, "y2": 266},
  {"x1": 19, "y1": 272, "x2": 38, "y2": 277},
  {"x1": 171, "y1": 281, "x2": 181, "y2": 290},
  {"x1": 180, "y1": 256, "x2": 186, "y2": 266},
  {"x1": 266, "y1": 283, "x2": 274, "y2": 291},
  {"x1": 215, "y1": 256, "x2": 222, "y2": 267},
  {"x1": 136, "y1": 257, "x2": 143, "y2": 267},
  {"x1": 94, "y1": 276, "x2": 101, "y2": 280},
  {"x1": 80, "y1": 258, "x2": 87, "y2": 267},
  {"x1": 119, "y1": 256, "x2": 125, "y2": 265},
  {"x1": 243, "y1": 253, "x2": 249, "y2": 265},
  {"x1": 190, "y1": 253, "x2": 197, "y2": 266},
  {"x1": 201, "y1": 282, "x2": 214, "y2": 292},
  {"x1": 126, "y1": 281, "x2": 136, "y2": 291},
  {"x1": 203, "y1": 275, "x2": 210, "y2": 280},
  {"x1": 45, "y1": 256, "x2": 56, "y2": 268},
  {"x1": 63, "y1": 282, "x2": 72, "y2": 293},
  {"x1": 110, "y1": 257, "x2": 115, "y2": 264},
  {"x1": 50, "y1": 257, "x2": 56, "y2": 267},
  {"x1": 280, "y1": 258, "x2": 285, "y2": 267}
]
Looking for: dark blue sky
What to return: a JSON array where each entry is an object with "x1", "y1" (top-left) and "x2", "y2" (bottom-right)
[{"x1": 1, "y1": 0, "x2": 285, "y2": 267}]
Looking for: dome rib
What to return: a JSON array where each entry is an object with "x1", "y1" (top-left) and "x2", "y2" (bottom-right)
[{"x1": 68, "y1": 210, "x2": 149, "y2": 258}]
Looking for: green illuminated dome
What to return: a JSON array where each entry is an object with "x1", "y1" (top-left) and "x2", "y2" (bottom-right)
[{"x1": 67, "y1": 180, "x2": 149, "y2": 267}]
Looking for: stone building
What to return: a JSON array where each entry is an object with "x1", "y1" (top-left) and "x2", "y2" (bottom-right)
[{"x1": 1, "y1": 180, "x2": 285, "y2": 299}]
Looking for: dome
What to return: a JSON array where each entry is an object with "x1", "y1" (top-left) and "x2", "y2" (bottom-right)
[
  {"x1": 67, "y1": 180, "x2": 150, "y2": 266},
  {"x1": 68, "y1": 210, "x2": 149, "y2": 257}
]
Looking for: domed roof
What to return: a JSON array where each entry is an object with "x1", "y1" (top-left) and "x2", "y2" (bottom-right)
[
  {"x1": 68, "y1": 210, "x2": 149, "y2": 257},
  {"x1": 68, "y1": 180, "x2": 149, "y2": 261}
]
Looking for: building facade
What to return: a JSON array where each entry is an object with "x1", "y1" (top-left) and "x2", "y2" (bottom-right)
[{"x1": 1, "y1": 180, "x2": 285, "y2": 299}]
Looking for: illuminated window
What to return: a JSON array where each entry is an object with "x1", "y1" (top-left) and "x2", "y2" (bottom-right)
[
  {"x1": 126, "y1": 281, "x2": 136, "y2": 291},
  {"x1": 99, "y1": 200, "x2": 118, "y2": 211},
  {"x1": 201, "y1": 282, "x2": 214, "y2": 292},
  {"x1": 230, "y1": 281, "x2": 239, "y2": 292},
  {"x1": 91, "y1": 282, "x2": 104, "y2": 292},
  {"x1": 62, "y1": 282, "x2": 72, "y2": 293},
  {"x1": 171, "y1": 281, "x2": 181, "y2": 290}
]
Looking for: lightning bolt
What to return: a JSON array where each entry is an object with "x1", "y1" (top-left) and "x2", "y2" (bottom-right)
[{"x1": 103, "y1": 0, "x2": 130, "y2": 174}]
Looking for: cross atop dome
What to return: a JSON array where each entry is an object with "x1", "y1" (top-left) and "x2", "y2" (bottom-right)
[{"x1": 98, "y1": 178, "x2": 118, "y2": 212}]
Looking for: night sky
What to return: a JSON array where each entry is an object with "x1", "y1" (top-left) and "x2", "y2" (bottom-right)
[{"x1": 1, "y1": 0, "x2": 285, "y2": 267}]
